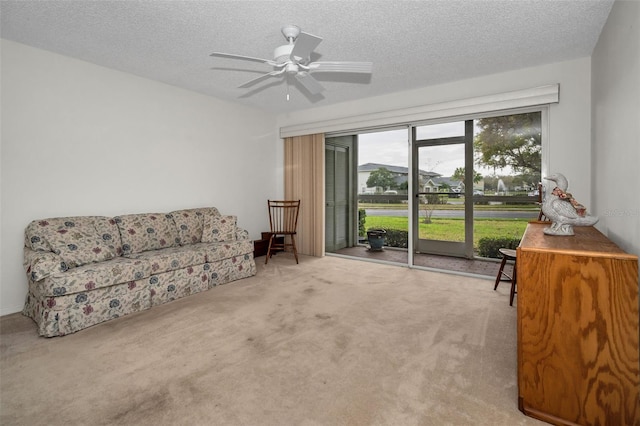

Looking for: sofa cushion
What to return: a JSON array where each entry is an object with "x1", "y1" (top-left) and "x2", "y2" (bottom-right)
[
  {"x1": 171, "y1": 207, "x2": 220, "y2": 245},
  {"x1": 27, "y1": 274, "x2": 150, "y2": 312},
  {"x1": 34, "y1": 256, "x2": 153, "y2": 297},
  {"x1": 209, "y1": 254, "x2": 256, "y2": 287},
  {"x1": 148, "y1": 266, "x2": 211, "y2": 307},
  {"x1": 25, "y1": 216, "x2": 123, "y2": 256},
  {"x1": 202, "y1": 215, "x2": 237, "y2": 243},
  {"x1": 49, "y1": 227, "x2": 118, "y2": 268},
  {"x1": 115, "y1": 213, "x2": 179, "y2": 255},
  {"x1": 125, "y1": 245, "x2": 207, "y2": 275},
  {"x1": 200, "y1": 239, "x2": 254, "y2": 263}
]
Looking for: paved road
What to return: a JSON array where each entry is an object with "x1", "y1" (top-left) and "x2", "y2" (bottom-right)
[{"x1": 366, "y1": 209, "x2": 538, "y2": 219}]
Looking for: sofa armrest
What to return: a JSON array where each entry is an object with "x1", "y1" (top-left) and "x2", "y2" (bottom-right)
[
  {"x1": 23, "y1": 247, "x2": 68, "y2": 282},
  {"x1": 235, "y1": 228, "x2": 250, "y2": 241}
]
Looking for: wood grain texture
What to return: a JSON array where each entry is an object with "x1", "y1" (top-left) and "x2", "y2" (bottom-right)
[{"x1": 517, "y1": 223, "x2": 639, "y2": 426}]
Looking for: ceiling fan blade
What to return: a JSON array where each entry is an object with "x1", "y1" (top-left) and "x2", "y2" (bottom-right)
[
  {"x1": 307, "y1": 61, "x2": 373, "y2": 74},
  {"x1": 238, "y1": 69, "x2": 286, "y2": 88},
  {"x1": 210, "y1": 52, "x2": 278, "y2": 66},
  {"x1": 291, "y1": 32, "x2": 323, "y2": 61},
  {"x1": 295, "y1": 72, "x2": 324, "y2": 95}
]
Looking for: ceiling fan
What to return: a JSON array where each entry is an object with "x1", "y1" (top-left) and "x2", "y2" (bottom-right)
[{"x1": 210, "y1": 25, "x2": 373, "y2": 98}]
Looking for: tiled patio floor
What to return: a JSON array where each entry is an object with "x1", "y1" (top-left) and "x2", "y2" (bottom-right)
[{"x1": 332, "y1": 245, "x2": 509, "y2": 279}]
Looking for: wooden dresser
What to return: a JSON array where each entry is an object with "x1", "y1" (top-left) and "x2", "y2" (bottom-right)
[{"x1": 517, "y1": 222, "x2": 639, "y2": 425}]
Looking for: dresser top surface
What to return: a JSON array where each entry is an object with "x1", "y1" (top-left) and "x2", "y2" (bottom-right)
[{"x1": 519, "y1": 222, "x2": 638, "y2": 260}]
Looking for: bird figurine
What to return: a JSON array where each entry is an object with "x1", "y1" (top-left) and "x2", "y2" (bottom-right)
[{"x1": 542, "y1": 173, "x2": 598, "y2": 236}]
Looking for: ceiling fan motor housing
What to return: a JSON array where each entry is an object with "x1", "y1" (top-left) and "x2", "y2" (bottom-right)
[
  {"x1": 273, "y1": 44, "x2": 294, "y2": 64},
  {"x1": 274, "y1": 44, "x2": 305, "y2": 69}
]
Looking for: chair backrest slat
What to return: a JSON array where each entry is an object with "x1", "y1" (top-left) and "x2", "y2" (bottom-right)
[{"x1": 268, "y1": 200, "x2": 300, "y2": 235}]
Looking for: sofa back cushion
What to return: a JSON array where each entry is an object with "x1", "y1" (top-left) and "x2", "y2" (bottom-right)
[
  {"x1": 202, "y1": 215, "x2": 237, "y2": 243},
  {"x1": 24, "y1": 216, "x2": 122, "y2": 268},
  {"x1": 115, "y1": 213, "x2": 179, "y2": 255},
  {"x1": 171, "y1": 207, "x2": 220, "y2": 245}
]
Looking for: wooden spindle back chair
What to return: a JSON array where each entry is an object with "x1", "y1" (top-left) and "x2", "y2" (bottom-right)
[
  {"x1": 536, "y1": 182, "x2": 548, "y2": 221},
  {"x1": 266, "y1": 200, "x2": 300, "y2": 264},
  {"x1": 495, "y1": 182, "x2": 549, "y2": 305}
]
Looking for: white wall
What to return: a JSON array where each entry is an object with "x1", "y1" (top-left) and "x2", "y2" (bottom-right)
[
  {"x1": 592, "y1": 0, "x2": 640, "y2": 257},
  {"x1": 278, "y1": 57, "x2": 593, "y2": 209},
  {"x1": 1, "y1": 39, "x2": 279, "y2": 315}
]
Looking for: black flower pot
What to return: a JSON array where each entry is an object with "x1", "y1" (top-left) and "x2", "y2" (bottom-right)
[{"x1": 367, "y1": 229, "x2": 387, "y2": 251}]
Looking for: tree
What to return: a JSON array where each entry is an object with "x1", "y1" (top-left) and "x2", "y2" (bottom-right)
[
  {"x1": 366, "y1": 167, "x2": 396, "y2": 191},
  {"x1": 421, "y1": 194, "x2": 443, "y2": 224},
  {"x1": 452, "y1": 167, "x2": 483, "y2": 183},
  {"x1": 474, "y1": 113, "x2": 541, "y2": 175},
  {"x1": 438, "y1": 183, "x2": 451, "y2": 193}
]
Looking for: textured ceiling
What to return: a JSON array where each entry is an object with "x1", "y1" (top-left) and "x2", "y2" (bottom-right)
[{"x1": 1, "y1": 0, "x2": 614, "y2": 114}]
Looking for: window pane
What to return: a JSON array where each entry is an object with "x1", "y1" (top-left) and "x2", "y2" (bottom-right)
[
  {"x1": 415, "y1": 121, "x2": 465, "y2": 140},
  {"x1": 358, "y1": 129, "x2": 409, "y2": 249},
  {"x1": 472, "y1": 112, "x2": 542, "y2": 258}
]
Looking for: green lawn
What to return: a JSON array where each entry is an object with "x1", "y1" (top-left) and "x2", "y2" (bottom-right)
[{"x1": 364, "y1": 216, "x2": 529, "y2": 248}]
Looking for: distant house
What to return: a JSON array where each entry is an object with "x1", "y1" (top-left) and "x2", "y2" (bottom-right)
[
  {"x1": 358, "y1": 163, "x2": 487, "y2": 195},
  {"x1": 358, "y1": 163, "x2": 440, "y2": 194},
  {"x1": 423, "y1": 176, "x2": 463, "y2": 193},
  {"x1": 423, "y1": 176, "x2": 485, "y2": 194}
]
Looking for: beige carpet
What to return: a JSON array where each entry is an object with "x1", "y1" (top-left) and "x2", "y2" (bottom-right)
[{"x1": 1, "y1": 255, "x2": 544, "y2": 426}]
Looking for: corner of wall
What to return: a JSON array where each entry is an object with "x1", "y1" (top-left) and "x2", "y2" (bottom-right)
[{"x1": 590, "y1": 0, "x2": 640, "y2": 257}]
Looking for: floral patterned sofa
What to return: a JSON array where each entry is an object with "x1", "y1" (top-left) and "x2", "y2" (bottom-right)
[{"x1": 22, "y1": 207, "x2": 256, "y2": 337}]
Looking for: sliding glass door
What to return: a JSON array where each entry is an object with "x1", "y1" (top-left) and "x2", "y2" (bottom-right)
[
  {"x1": 325, "y1": 108, "x2": 545, "y2": 264},
  {"x1": 325, "y1": 136, "x2": 356, "y2": 253},
  {"x1": 412, "y1": 121, "x2": 474, "y2": 258}
]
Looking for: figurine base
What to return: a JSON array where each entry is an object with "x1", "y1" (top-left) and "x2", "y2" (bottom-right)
[{"x1": 543, "y1": 223, "x2": 575, "y2": 236}]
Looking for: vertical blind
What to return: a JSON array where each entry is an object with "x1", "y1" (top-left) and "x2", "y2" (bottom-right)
[{"x1": 284, "y1": 133, "x2": 325, "y2": 257}]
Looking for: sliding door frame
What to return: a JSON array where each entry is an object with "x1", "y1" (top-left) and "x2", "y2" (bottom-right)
[
  {"x1": 322, "y1": 104, "x2": 550, "y2": 267},
  {"x1": 411, "y1": 120, "x2": 475, "y2": 259}
]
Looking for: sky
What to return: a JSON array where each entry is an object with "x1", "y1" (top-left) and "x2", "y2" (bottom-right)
[
  {"x1": 357, "y1": 122, "x2": 514, "y2": 177},
  {"x1": 358, "y1": 123, "x2": 470, "y2": 177}
]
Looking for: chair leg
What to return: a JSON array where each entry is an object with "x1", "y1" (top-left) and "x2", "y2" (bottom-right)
[
  {"x1": 494, "y1": 256, "x2": 508, "y2": 290},
  {"x1": 509, "y1": 263, "x2": 517, "y2": 306},
  {"x1": 290, "y1": 235, "x2": 299, "y2": 264},
  {"x1": 265, "y1": 234, "x2": 274, "y2": 265}
]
